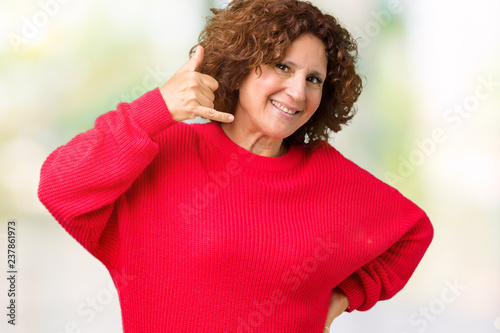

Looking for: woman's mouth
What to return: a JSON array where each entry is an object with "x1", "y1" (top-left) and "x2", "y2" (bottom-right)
[{"x1": 271, "y1": 100, "x2": 300, "y2": 116}]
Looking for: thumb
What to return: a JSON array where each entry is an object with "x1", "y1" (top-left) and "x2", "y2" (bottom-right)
[{"x1": 181, "y1": 45, "x2": 204, "y2": 72}]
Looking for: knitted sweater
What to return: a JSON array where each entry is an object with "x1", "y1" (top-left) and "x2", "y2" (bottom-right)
[{"x1": 38, "y1": 88, "x2": 433, "y2": 332}]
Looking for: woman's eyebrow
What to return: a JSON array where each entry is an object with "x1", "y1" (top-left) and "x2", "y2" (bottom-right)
[{"x1": 282, "y1": 60, "x2": 326, "y2": 78}]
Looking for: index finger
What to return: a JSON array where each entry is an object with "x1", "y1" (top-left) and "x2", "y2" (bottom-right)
[{"x1": 199, "y1": 73, "x2": 219, "y2": 92}]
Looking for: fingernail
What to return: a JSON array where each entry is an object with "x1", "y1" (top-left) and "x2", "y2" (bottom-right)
[{"x1": 228, "y1": 115, "x2": 234, "y2": 121}]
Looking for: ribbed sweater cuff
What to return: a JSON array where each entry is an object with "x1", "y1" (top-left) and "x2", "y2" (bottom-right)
[
  {"x1": 127, "y1": 87, "x2": 178, "y2": 138},
  {"x1": 337, "y1": 275, "x2": 366, "y2": 312}
]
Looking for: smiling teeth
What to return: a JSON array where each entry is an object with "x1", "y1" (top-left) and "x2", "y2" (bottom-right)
[{"x1": 271, "y1": 100, "x2": 297, "y2": 115}]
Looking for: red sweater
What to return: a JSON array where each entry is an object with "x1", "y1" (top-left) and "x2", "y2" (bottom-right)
[{"x1": 38, "y1": 88, "x2": 433, "y2": 332}]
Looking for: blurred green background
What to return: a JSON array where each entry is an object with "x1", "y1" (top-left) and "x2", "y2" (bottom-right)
[{"x1": 1, "y1": 0, "x2": 499, "y2": 332}]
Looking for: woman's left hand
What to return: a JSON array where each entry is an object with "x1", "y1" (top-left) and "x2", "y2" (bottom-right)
[{"x1": 323, "y1": 287, "x2": 350, "y2": 332}]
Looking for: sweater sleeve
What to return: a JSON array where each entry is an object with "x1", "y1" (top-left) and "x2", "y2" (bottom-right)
[
  {"x1": 38, "y1": 88, "x2": 179, "y2": 269},
  {"x1": 337, "y1": 195, "x2": 434, "y2": 312}
]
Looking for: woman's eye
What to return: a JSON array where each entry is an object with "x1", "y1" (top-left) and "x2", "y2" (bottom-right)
[
  {"x1": 276, "y1": 63, "x2": 290, "y2": 72},
  {"x1": 307, "y1": 76, "x2": 323, "y2": 85}
]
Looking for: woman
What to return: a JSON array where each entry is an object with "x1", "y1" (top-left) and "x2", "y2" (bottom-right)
[{"x1": 38, "y1": 0, "x2": 433, "y2": 332}]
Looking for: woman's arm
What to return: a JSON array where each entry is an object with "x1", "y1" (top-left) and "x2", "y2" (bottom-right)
[
  {"x1": 336, "y1": 196, "x2": 434, "y2": 312},
  {"x1": 38, "y1": 45, "x2": 233, "y2": 269},
  {"x1": 38, "y1": 88, "x2": 178, "y2": 268}
]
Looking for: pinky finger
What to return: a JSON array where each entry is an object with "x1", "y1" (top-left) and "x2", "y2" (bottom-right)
[{"x1": 197, "y1": 106, "x2": 234, "y2": 123}]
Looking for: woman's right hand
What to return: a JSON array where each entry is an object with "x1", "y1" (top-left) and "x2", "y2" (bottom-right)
[{"x1": 160, "y1": 45, "x2": 234, "y2": 123}]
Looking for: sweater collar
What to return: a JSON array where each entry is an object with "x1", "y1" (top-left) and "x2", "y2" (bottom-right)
[{"x1": 201, "y1": 121, "x2": 304, "y2": 173}]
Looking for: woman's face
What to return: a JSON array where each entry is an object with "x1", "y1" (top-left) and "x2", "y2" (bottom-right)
[{"x1": 235, "y1": 33, "x2": 328, "y2": 140}]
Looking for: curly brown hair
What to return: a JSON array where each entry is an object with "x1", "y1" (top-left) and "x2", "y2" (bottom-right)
[{"x1": 194, "y1": 0, "x2": 363, "y2": 150}]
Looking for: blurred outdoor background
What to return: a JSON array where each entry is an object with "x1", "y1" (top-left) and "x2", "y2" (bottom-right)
[{"x1": 1, "y1": 0, "x2": 499, "y2": 332}]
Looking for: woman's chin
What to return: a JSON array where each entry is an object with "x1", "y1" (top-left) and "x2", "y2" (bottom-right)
[
  {"x1": 264, "y1": 112, "x2": 305, "y2": 139},
  {"x1": 263, "y1": 125, "x2": 296, "y2": 140}
]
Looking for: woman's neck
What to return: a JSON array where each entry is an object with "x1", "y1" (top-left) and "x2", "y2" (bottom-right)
[{"x1": 220, "y1": 122, "x2": 289, "y2": 157}]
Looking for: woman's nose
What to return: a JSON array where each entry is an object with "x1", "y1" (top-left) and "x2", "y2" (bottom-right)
[{"x1": 285, "y1": 76, "x2": 306, "y2": 102}]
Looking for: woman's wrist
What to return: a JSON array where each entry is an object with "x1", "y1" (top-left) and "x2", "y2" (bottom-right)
[{"x1": 333, "y1": 287, "x2": 350, "y2": 311}]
